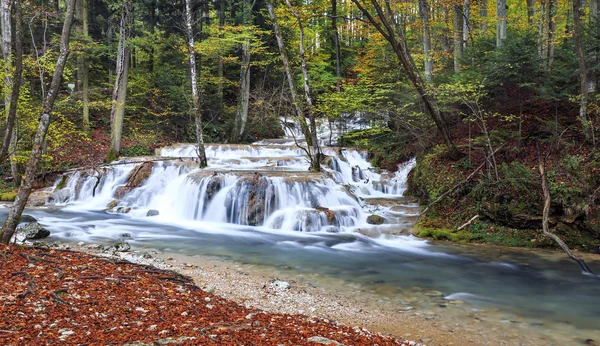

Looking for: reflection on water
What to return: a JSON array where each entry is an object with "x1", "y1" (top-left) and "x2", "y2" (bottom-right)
[{"x1": 4, "y1": 207, "x2": 600, "y2": 344}]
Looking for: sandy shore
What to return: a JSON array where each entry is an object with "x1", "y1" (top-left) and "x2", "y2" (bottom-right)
[{"x1": 54, "y1": 241, "x2": 594, "y2": 346}]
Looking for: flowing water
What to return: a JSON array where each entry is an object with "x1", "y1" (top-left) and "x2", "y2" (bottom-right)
[{"x1": 6, "y1": 120, "x2": 600, "y2": 345}]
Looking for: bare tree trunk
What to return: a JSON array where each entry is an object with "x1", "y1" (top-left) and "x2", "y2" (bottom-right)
[
  {"x1": 232, "y1": 0, "x2": 255, "y2": 143},
  {"x1": 284, "y1": 0, "x2": 321, "y2": 171},
  {"x1": 105, "y1": 0, "x2": 132, "y2": 162},
  {"x1": 574, "y1": 0, "x2": 595, "y2": 144},
  {"x1": 76, "y1": 0, "x2": 90, "y2": 132},
  {"x1": 217, "y1": 0, "x2": 225, "y2": 116},
  {"x1": 526, "y1": 0, "x2": 535, "y2": 26},
  {"x1": 352, "y1": 0, "x2": 462, "y2": 160},
  {"x1": 0, "y1": 0, "x2": 76, "y2": 245},
  {"x1": 332, "y1": 0, "x2": 342, "y2": 90},
  {"x1": 185, "y1": 0, "x2": 207, "y2": 168},
  {"x1": 0, "y1": 0, "x2": 22, "y2": 163},
  {"x1": 496, "y1": 0, "x2": 507, "y2": 48},
  {"x1": 480, "y1": 0, "x2": 488, "y2": 32},
  {"x1": 463, "y1": 0, "x2": 470, "y2": 50},
  {"x1": 1, "y1": 0, "x2": 19, "y2": 184},
  {"x1": 539, "y1": 157, "x2": 594, "y2": 274},
  {"x1": 418, "y1": 0, "x2": 433, "y2": 82},
  {"x1": 547, "y1": 0, "x2": 556, "y2": 67},
  {"x1": 454, "y1": 4, "x2": 463, "y2": 73},
  {"x1": 266, "y1": 1, "x2": 312, "y2": 146}
]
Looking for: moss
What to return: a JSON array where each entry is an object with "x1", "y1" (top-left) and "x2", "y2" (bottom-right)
[
  {"x1": 416, "y1": 225, "x2": 472, "y2": 242},
  {"x1": 104, "y1": 148, "x2": 119, "y2": 163},
  {"x1": 367, "y1": 214, "x2": 385, "y2": 225},
  {"x1": 0, "y1": 192, "x2": 16, "y2": 201},
  {"x1": 54, "y1": 175, "x2": 69, "y2": 191}
]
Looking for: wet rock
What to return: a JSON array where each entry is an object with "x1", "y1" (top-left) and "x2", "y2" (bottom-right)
[
  {"x1": 109, "y1": 241, "x2": 131, "y2": 253},
  {"x1": 146, "y1": 209, "x2": 159, "y2": 217},
  {"x1": 367, "y1": 214, "x2": 385, "y2": 225},
  {"x1": 106, "y1": 200, "x2": 118, "y2": 210},
  {"x1": 121, "y1": 233, "x2": 132, "y2": 238},
  {"x1": 18, "y1": 222, "x2": 51, "y2": 240},
  {"x1": 307, "y1": 336, "x2": 345, "y2": 345},
  {"x1": 116, "y1": 207, "x2": 131, "y2": 214},
  {"x1": 19, "y1": 215, "x2": 38, "y2": 223}
]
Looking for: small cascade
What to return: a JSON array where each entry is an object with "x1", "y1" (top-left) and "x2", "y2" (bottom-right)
[{"x1": 42, "y1": 117, "x2": 416, "y2": 235}]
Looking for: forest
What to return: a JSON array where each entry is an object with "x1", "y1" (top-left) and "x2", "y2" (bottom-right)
[{"x1": 1, "y1": 0, "x2": 600, "y2": 249}]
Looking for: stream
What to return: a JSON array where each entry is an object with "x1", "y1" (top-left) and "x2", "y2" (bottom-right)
[{"x1": 5, "y1": 119, "x2": 600, "y2": 345}]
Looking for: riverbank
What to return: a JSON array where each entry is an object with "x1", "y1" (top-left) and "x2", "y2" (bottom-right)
[{"x1": 35, "y1": 241, "x2": 599, "y2": 346}]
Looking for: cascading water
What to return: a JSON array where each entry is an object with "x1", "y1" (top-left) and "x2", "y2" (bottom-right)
[{"x1": 45, "y1": 125, "x2": 416, "y2": 235}]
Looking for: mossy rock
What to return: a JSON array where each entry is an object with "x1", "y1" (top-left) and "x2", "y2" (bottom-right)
[
  {"x1": 19, "y1": 215, "x2": 38, "y2": 223},
  {"x1": 417, "y1": 227, "x2": 472, "y2": 242},
  {"x1": 125, "y1": 161, "x2": 155, "y2": 188},
  {"x1": 106, "y1": 200, "x2": 118, "y2": 210},
  {"x1": 367, "y1": 214, "x2": 385, "y2": 225},
  {"x1": 54, "y1": 175, "x2": 69, "y2": 191}
]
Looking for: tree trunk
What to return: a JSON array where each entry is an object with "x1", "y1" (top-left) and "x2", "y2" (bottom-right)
[
  {"x1": 284, "y1": 0, "x2": 321, "y2": 171},
  {"x1": 1, "y1": 0, "x2": 19, "y2": 184},
  {"x1": 0, "y1": 0, "x2": 76, "y2": 245},
  {"x1": 331, "y1": 0, "x2": 342, "y2": 91},
  {"x1": 526, "y1": 0, "x2": 535, "y2": 26},
  {"x1": 463, "y1": 0, "x2": 470, "y2": 49},
  {"x1": 454, "y1": 5, "x2": 464, "y2": 73},
  {"x1": 0, "y1": 0, "x2": 23, "y2": 164},
  {"x1": 496, "y1": 0, "x2": 507, "y2": 48},
  {"x1": 232, "y1": 0, "x2": 255, "y2": 143},
  {"x1": 351, "y1": 0, "x2": 462, "y2": 160},
  {"x1": 185, "y1": 0, "x2": 207, "y2": 168},
  {"x1": 547, "y1": 0, "x2": 556, "y2": 67},
  {"x1": 76, "y1": 0, "x2": 90, "y2": 132},
  {"x1": 418, "y1": 0, "x2": 433, "y2": 82},
  {"x1": 105, "y1": 0, "x2": 133, "y2": 162},
  {"x1": 218, "y1": 0, "x2": 225, "y2": 116},
  {"x1": 480, "y1": 0, "x2": 488, "y2": 32},
  {"x1": 573, "y1": 0, "x2": 595, "y2": 144}
]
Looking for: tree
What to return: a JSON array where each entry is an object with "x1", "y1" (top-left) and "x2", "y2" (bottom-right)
[
  {"x1": 0, "y1": 0, "x2": 23, "y2": 164},
  {"x1": 76, "y1": 0, "x2": 90, "y2": 132},
  {"x1": 418, "y1": 0, "x2": 433, "y2": 82},
  {"x1": 454, "y1": 4, "x2": 464, "y2": 72},
  {"x1": 573, "y1": 0, "x2": 595, "y2": 144},
  {"x1": 496, "y1": 0, "x2": 507, "y2": 47},
  {"x1": 350, "y1": 0, "x2": 463, "y2": 159},
  {"x1": 105, "y1": 0, "x2": 133, "y2": 162},
  {"x1": 0, "y1": 0, "x2": 77, "y2": 245},
  {"x1": 185, "y1": 0, "x2": 208, "y2": 167}
]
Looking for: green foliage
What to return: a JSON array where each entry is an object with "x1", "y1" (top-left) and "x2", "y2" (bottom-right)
[
  {"x1": 0, "y1": 192, "x2": 16, "y2": 202},
  {"x1": 121, "y1": 145, "x2": 153, "y2": 157}
]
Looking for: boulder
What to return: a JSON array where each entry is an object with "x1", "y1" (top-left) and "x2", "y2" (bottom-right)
[
  {"x1": 146, "y1": 209, "x2": 160, "y2": 217},
  {"x1": 108, "y1": 241, "x2": 131, "y2": 253},
  {"x1": 19, "y1": 215, "x2": 38, "y2": 223},
  {"x1": 19, "y1": 222, "x2": 51, "y2": 240},
  {"x1": 367, "y1": 214, "x2": 385, "y2": 225}
]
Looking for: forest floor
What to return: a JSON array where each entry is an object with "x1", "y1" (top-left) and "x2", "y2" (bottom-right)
[{"x1": 0, "y1": 245, "x2": 411, "y2": 346}]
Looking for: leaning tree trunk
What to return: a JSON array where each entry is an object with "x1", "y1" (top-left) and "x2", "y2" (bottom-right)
[
  {"x1": 185, "y1": 0, "x2": 207, "y2": 167},
  {"x1": 266, "y1": 1, "x2": 312, "y2": 149},
  {"x1": 105, "y1": 0, "x2": 133, "y2": 162},
  {"x1": 284, "y1": 0, "x2": 321, "y2": 171},
  {"x1": 0, "y1": 0, "x2": 23, "y2": 163},
  {"x1": 0, "y1": 0, "x2": 76, "y2": 245},
  {"x1": 573, "y1": 0, "x2": 595, "y2": 144},
  {"x1": 351, "y1": 0, "x2": 462, "y2": 160},
  {"x1": 418, "y1": 0, "x2": 433, "y2": 82}
]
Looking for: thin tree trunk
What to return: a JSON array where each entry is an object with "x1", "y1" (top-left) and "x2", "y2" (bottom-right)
[
  {"x1": 185, "y1": 0, "x2": 207, "y2": 168},
  {"x1": 0, "y1": 0, "x2": 76, "y2": 245},
  {"x1": 547, "y1": 0, "x2": 556, "y2": 67},
  {"x1": 573, "y1": 0, "x2": 594, "y2": 143},
  {"x1": 105, "y1": 0, "x2": 132, "y2": 162},
  {"x1": 218, "y1": 0, "x2": 225, "y2": 115},
  {"x1": 332, "y1": 0, "x2": 342, "y2": 91},
  {"x1": 496, "y1": 0, "x2": 506, "y2": 48},
  {"x1": 539, "y1": 157, "x2": 594, "y2": 274},
  {"x1": 352, "y1": 0, "x2": 462, "y2": 159},
  {"x1": 266, "y1": 1, "x2": 311, "y2": 146},
  {"x1": 76, "y1": 0, "x2": 90, "y2": 132},
  {"x1": 418, "y1": 0, "x2": 433, "y2": 82},
  {"x1": 526, "y1": 0, "x2": 535, "y2": 26},
  {"x1": 284, "y1": 0, "x2": 321, "y2": 171},
  {"x1": 232, "y1": 0, "x2": 255, "y2": 142},
  {"x1": 454, "y1": 4, "x2": 463, "y2": 73},
  {"x1": 480, "y1": 0, "x2": 488, "y2": 32},
  {"x1": 1, "y1": 0, "x2": 19, "y2": 184},
  {"x1": 463, "y1": 0, "x2": 469, "y2": 50},
  {"x1": 0, "y1": 0, "x2": 23, "y2": 163},
  {"x1": 538, "y1": 1, "x2": 548, "y2": 62}
]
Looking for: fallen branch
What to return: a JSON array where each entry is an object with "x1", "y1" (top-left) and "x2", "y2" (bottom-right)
[
  {"x1": 539, "y1": 157, "x2": 594, "y2": 274},
  {"x1": 50, "y1": 289, "x2": 68, "y2": 305},
  {"x1": 456, "y1": 215, "x2": 479, "y2": 232}
]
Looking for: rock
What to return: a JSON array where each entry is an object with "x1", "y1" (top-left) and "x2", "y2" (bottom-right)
[
  {"x1": 19, "y1": 215, "x2": 37, "y2": 223},
  {"x1": 420, "y1": 338, "x2": 432, "y2": 343},
  {"x1": 121, "y1": 233, "x2": 132, "y2": 238},
  {"x1": 18, "y1": 222, "x2": 51, "y2": 240},
  {"x1": 116, "y1": 206, "x2": 131, "y2": 214},
  {"x1": 269, "y1": 279, "x2": 291, "y2": 290},
  {"x1": 307, "y1": 336, "x2": 345, "y2": 345},
  {"x1": 106, "y1": 200, "x2": 118, "y2": 210},
  {"x1": 109, "y1": 241, "x2": 131, "y2": 253},
  {"x1": 367, "y1": 214, "x2": 385, "y2": 225},
  {"x1": 146, "y1": 209, "x2": 160, "y2": 217}
]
